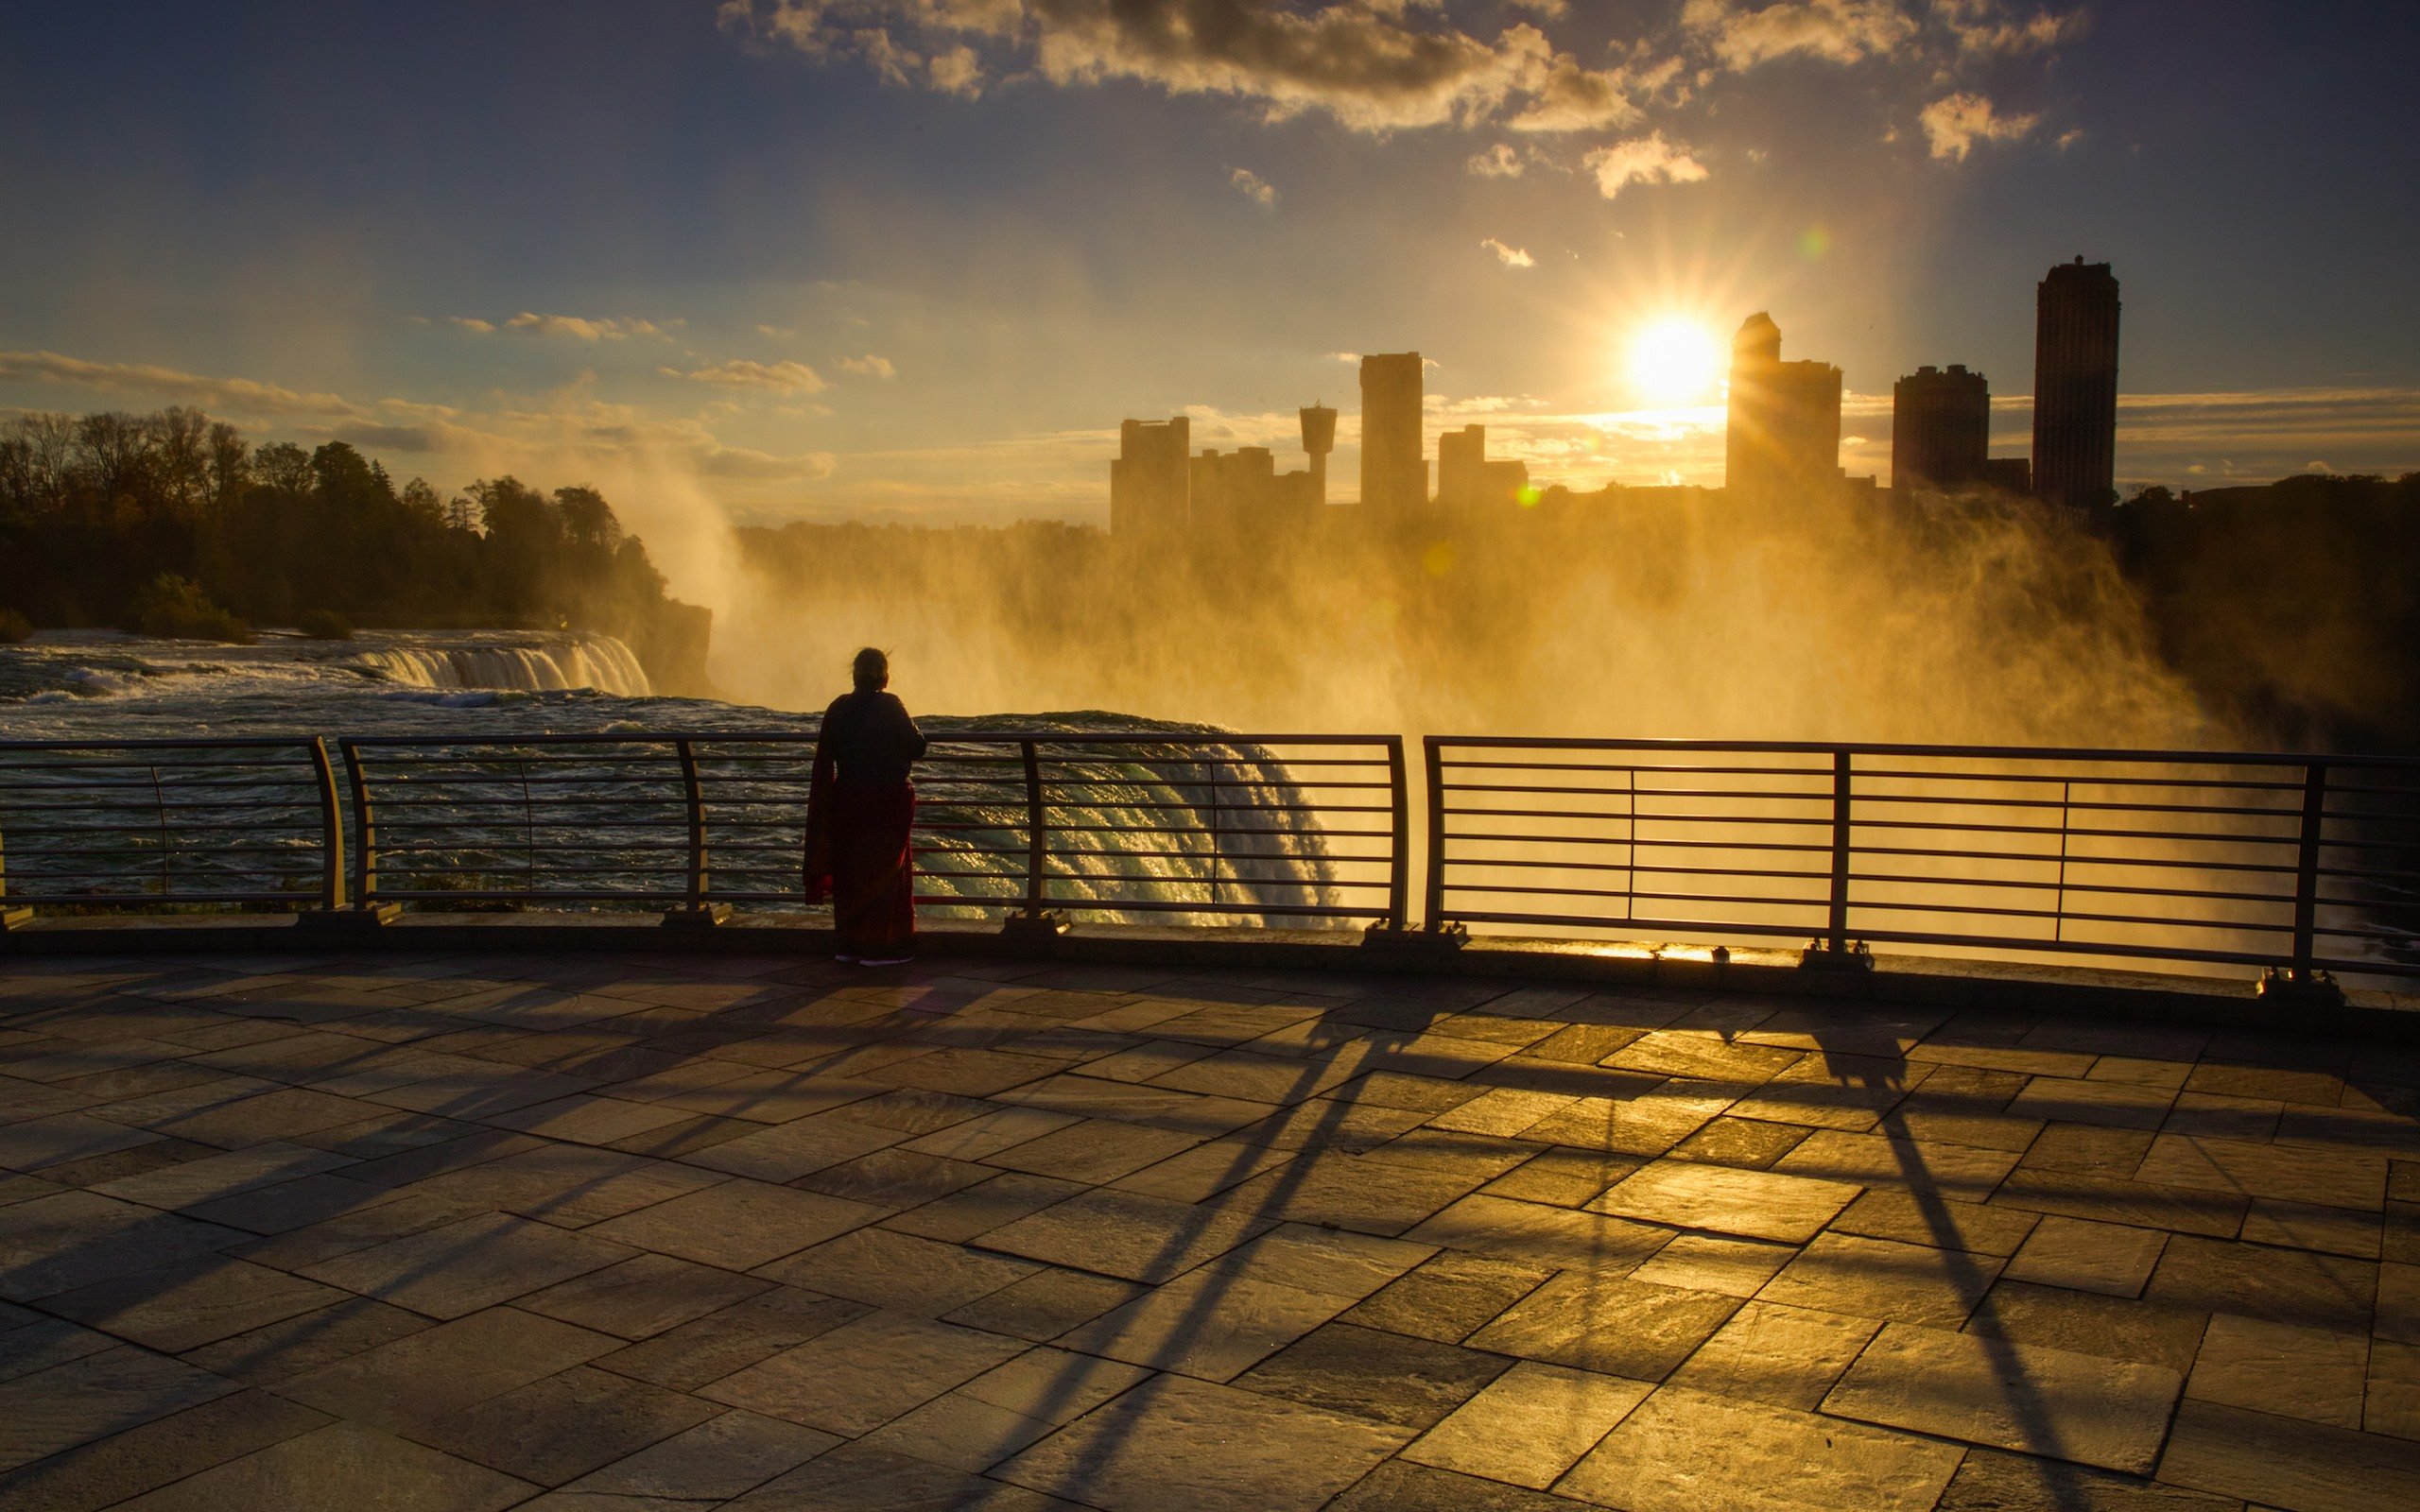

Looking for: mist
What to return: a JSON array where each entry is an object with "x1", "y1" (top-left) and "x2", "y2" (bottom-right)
[{"x1": 709, "y1": 488, "x2": 2222, "y2": 750}]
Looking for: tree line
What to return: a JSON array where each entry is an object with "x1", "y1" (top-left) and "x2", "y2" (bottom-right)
[{"x1": 0, "y1": 407, "x2": 710, "y2": 688}]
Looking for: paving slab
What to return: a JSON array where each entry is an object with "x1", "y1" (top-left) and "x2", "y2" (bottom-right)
[
  {"x1": 1407, "y1": 1192, "x2": 1673, "y2": 1271},
  {"x1": 1557, "y1": 1383, "x2": 1963, "y2": 1512},
  {"x1": 516, "y1": 1252, "x2": 773, "y2": 1339},
  {"x1": 1339, "y1": 1250, "x2": 1554, "y2": 1344},
  {"x1": 1823, "y1": 1321, "x2": 2183, "y2": 1472},
  {"x1": 0, "y1": 1386, "x2": 328, "y2": 1512},
  {"x1": 973, "y1": 1186, "x2": 1273, "y2": 1283},
  {"x1": 756, "y1": 1225, "x2": 1037, "y2": 1314},
  {"x1": 546, "y1": 1409, "x2": 837, "y2": 1503},
  {"x1": 1401, "y1": 1359, "x2": 1651, "y2": 1488},
  {"x1": 2003, "y1": 1214, "x2": 2168, "y2": 1297},
  {"x1": 1231, "y1": 1320, "x2": 1511, "y2": 1428},
  {"x1": 589, "y1": 1286, "x2": 869, "y2": 1391},
  {"x1": 0, "y1": 1347, "x2": 242, "y2": 1474},
  {"x1": 996, "y1": 1371, "x2": 1413, "y2": 1512},
  {"x1": 1664, "y1": 1299, "x2": 1880, "y2": 1411},
  {"x1": 274, "y1": 1306, "x2": 620, "y2": 1435},
  {"x1": 109, "y1": 1420, "x2": 535, "y2": 1512},
  {"x1": 2159, "y1": 1398, "x2": 2420, "y2": 1510},
  {"x1": 297, "y1": 1211, "x2": 635, "y2": 1319},
  {"x1": 2187, "y1": 1314, "x2": 2370, "y2": 1428},
  {"x1": 408, "y1": 1362, "x2": 723, "y2": 1486},
  {"x1": 1056, "y1": 1267, "x2": 1354, "y2": 1381},
  {"x1": 1468, "y1": 1269, "x2": 1741, "y2": 1380},
  {"x1": 1591, "y1": 1160, "x2": 1859, "y2": 1243},
  {"x1": 41, "y1": 1254, "x2": 347, "y2": 1352},
  {"x1": 1756, "y1": 1229, "x2": 2006, "y2": 1328},
  {"x1": 586, "y1": 1179, "x2": 884, "y2": 1271},
  {"x1": 699, "y1": 1308, "x2": 1028, "y2": 1434}
]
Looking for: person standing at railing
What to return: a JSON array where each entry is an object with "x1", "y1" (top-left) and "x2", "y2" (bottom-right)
[{"x1": 804, "y1": 647, "x2": 928, "y2": 965}]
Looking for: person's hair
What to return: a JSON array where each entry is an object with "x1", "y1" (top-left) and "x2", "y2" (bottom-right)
[{"x1": 851, "y1": 646, "x2": 890, "y2": 693}]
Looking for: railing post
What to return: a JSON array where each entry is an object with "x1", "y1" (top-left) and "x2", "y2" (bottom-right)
[
  {"x1": 663, "y1": 737, "x2": 729, "y2": 926},
  {"x1": 300, "y1": 738, "x2": 399, "y2": 930},
  {"x1": 1384, "y1": 737, "x2": 1409, "y2": 931},
  {"x1": 1002, "y1": 737, "x2": 1065, "y2": 940},
  {"x1": 2256, "y1": 760, "x2": 2342, "y2": 1005},
  {"x1": 307, "y1": 737, "x2": 347, "y2": 911},
  {"x1": 1423, "y1": 737, "x2": 1447, "y2": 932},
  {"x1": 0, "y1": 786, "x2": 25, "y2": 931},
  {"x1": 1802, "y1": 747, "x2": 1870, "y2": 971}
]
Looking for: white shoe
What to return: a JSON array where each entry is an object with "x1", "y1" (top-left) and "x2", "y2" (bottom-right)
[
  {"x1": 857, "y1": 954, "x2": 913, "y2": 968},
  {"x1": 834, "y1": 953, "x2": 859, "y2": 964}
]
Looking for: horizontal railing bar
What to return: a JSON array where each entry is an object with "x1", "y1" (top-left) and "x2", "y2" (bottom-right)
[{"x1": 1427, "y1": 735, "x2": 2420, "y2": 770}]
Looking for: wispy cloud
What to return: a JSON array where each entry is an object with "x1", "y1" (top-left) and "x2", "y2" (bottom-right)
[
  {"x1": 838, "y1": 353, "x2": 897, "y2": 378},
  {"x1": 1582, "y1": 131, "x2": 1710, "y2": 199},
  {"x1": 1681, "y1": 0, "x2": 1919, "y2": 69},
  {"x1": 1919, "y1": 90, "x2": 2038, "y2": 160},
  {"x1": 1466, "y1": 142, "x2": 1526, "y2": 178},
  {"x1": 1482, "y1": 237, "x2": 1535, "y2": 268},
  {"x1": 0, "y1": 350, "x2": 358, "y2": 418},
  {"x1": 504, "y1": 312, "x2": 669, "y2": 341},
  {"x1": 1229, "y1": 166, "x2": 1278, "y2": 207},
  {"x1": 661, "y1": 358, "x2": 829, "y2": 394}
]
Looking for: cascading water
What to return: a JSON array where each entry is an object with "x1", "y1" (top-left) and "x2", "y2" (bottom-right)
[{"x1": 350, "y1": 634, "x2": 651, "y2": 696}]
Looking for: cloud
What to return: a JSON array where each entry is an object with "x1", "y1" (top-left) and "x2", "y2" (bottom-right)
[
  {"x1": 927, "y1": 42, "x2": 985, "y2": 94},
  {"x1": 756, "y1": 323, "x2": 799, "y2": 339},
  {"x1": 504, "y1": 312, "x2": 667, "y2": 341},
  {"x1": 1935, "y1": 0, "x2": 2085, "y2": 55},
  {"x1": 1582, "y1": 131, "x2": 1710, "y2": 198},
  {"x1": 1466, "y1": 142, "x2": 1525, "y2": 177},
  {"x1": 838, "y1": 353, "x2": 897, "y2": 377},
  {"x1": 1918, "y1": 90, "x2": 2038, "y2": 160},
  {"x1": 726, "y1": 2, "x2": 1632, "y2": 134},
  {"x1": 0, "y1": 350, "x2": 361, "y2": 419},
  {"x1": 1504, "y1": 55, "x2": 1643, "y2": 132},
  {"x1": 443, "y1": 317, "x2": 497, "y2": 334},
  {"x1": 1229, "y1": 165, "x2": 1278, "y2": 206},
  {"x1": 1681, "y1": 0, "x2": 1919, "y2": 69},
  {"x1": 661, "y1": 359, "x2": 831, "y2": 394},
  {"x1": 1481, "y1": 237, "x2": 1535, "y2": 268}
]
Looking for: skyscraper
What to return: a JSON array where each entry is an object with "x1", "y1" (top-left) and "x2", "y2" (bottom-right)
[
  {"x1": 1358, "y1": 352, "x2": 1425, "y2": 513},
  {"x1": 1110, "y1": 416, "x2": 1188, "y2": 538},
  {"x1": 1724, "y1": 313, "x2": 1842, "y2": 500},
  {"x1": 1436, "y1": 423, "x2": 1528, "y2": 509},
  {"x1": 1299, "y1": 404, "x2": 1337, "y2": 510},
  {"x1": 2032, "y1": 258, "x2": 2120, "y2": 513},
  {"x1": 1892, "y1": 364, "x2": 1990, "y2": 492}
]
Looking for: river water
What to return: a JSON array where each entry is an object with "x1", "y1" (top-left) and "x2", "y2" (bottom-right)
[{"x1": 0, "y1": 630, "x2": 1354, "y2": 925}]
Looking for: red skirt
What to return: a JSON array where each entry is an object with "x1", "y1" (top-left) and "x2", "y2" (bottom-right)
[{"x1": 805, "y1": 779, "x2": 916, "y2": 954}]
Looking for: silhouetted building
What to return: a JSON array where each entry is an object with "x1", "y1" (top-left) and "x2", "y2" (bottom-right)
[
  {"x1": 1359, "y1": 352, "x2": 1426, "y2": 513},
  {"x1": 2033, "y1": 258, "x2": 2120, "y2": 513},
  {"x1": 1300, "y1": 405, "x2": 1337, "y2": 510},
  {"x1": 1983, "y1": 457, "x2": 2032, "y2": 495},
  {"x1": 1725, "y1": 313, "x2": 1842, "y2": 501},
  {"x1": 1189, "y1": 446, "x2": 1276, "y2": 532},
  {"x1": 1436, "y1": 424, "x2": 1529, "y2": 509},
  {"x1": 1110, "y1": 417, "x2": 1188, "y2": 538},
  {"x1": 1892, "y1": 364, "x2": 1990, "y2": 492}
]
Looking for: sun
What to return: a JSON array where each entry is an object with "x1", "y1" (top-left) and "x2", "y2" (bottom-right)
[{"x1": 1626, "y1": 317, "x2": 1724, "y2": 404}]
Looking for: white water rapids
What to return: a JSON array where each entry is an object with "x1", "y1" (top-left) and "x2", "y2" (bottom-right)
[{"x1": 349, "y1": 637, "x2": 651, "y2": 697}]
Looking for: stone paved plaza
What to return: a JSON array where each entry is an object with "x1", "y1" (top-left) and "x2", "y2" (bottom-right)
[{"x1": 2, "y1": 947, "x2": 2418, "y2": 1510}]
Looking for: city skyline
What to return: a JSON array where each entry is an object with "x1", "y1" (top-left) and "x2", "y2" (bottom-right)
[{"x1": 2, "y1": 2, "x2": 2416, "y2": 548}]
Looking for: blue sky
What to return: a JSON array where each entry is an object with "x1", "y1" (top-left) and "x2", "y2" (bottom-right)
[{"x1": 3, "y1": 0, "x2": 2414, "y2": 558}]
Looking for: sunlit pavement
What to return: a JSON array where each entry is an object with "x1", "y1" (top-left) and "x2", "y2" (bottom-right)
[{"x1": 2, "y1": 950, "x2": 2416, "y2": 1510}]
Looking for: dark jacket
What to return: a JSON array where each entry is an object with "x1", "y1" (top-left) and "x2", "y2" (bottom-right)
[{"x1": 814, "y1": 689, "x2": 927, "y2": 785}]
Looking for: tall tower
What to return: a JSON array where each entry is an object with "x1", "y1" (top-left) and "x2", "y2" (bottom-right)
[
  {"x1": 2032, "y1": 258, "x2": 2120, "y2": 513},
  {"x1": 1358, "y1": 352, "x2": 1424, "y2": 513},
  {"x1": 1892, "y1": 364, "x2": 1991, "y2": 492},
  {"x1": 1109, "y1": 417, "x2": 1189, "y2": 538},
  {"x1": 1724, "y1": 313, "x2": 1841, "y2": 501},
  {"x1": 1299, "y1": 404, "x2": 1337, "y2": 509}
]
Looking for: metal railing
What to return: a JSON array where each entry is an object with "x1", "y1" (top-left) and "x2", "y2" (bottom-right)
[
  {"x1": 332, "y1": 730, "x2": 1406, "y2": 927},
  {"x1": 1426, "y1": 737, "x2": 2420, "y2": 982},
  {"x1": 6, "y1": 729, "x2": 2417, "y2": 988},
  {"x1": 0, "y1": 737, "x2": 343, "y2": 910}
]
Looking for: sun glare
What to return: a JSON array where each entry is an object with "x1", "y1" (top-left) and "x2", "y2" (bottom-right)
[{"x1": 1627, "y1": 317, "x2": 1724, "y2": 404}]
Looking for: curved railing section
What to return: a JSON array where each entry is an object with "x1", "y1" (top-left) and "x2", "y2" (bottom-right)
[
  {"x1": 326, "y1": 730, "x2": 1406, "y2": 928},
  {"x1": 1425, "y1": 737, "x2": 2420, "y2": 987}
]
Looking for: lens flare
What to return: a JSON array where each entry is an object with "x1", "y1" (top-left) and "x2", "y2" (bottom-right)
[{"x1": 1626, "y1": 317, "x2": 1724, "y2": 404}]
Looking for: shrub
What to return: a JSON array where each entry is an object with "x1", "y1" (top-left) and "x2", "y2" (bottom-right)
[
  {"x1": 0, "y1": 608, "x2": 31, "y2": 644},
  {"x1": 124, "y1": 576, "x2": 255, "y2": 644},
  {"x1": 297, "y1": 608, "x2": 354, "y2": 641}
]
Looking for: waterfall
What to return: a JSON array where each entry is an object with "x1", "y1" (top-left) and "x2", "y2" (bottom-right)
[{"x1": 352, "y1": 635, "x2": 652, "y2": 696}]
